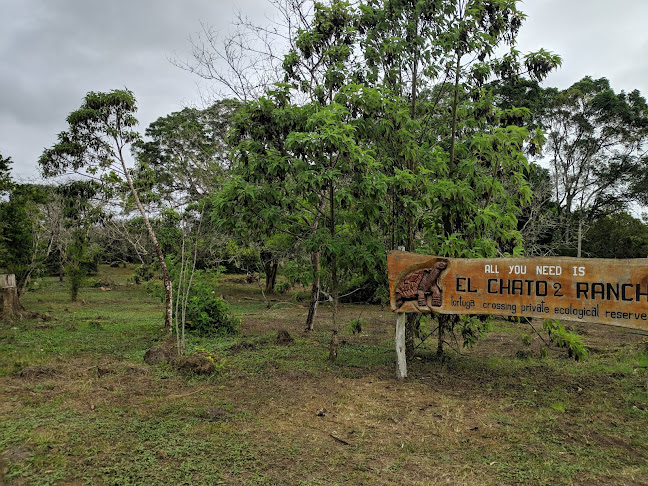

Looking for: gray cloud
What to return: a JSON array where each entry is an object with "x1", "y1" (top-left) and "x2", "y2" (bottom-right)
[
  {"x1": 2, "y1": 0, "x2": 647, "y2": 180},
  {"x1": 517, "y1": 0, "x2": 648, "y2": 95}
]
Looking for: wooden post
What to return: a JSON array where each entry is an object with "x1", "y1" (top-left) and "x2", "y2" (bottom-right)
[{"x1": 395, "y1": 313, "x2": 407, "y2": 379}]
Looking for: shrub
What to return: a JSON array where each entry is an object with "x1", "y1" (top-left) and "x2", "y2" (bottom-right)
[
  {"x1": 134, "y1": 264, "x2": 154, "y2": 284},
  {"x1": 274, "y1": 281, "x2": 291, "y2": 294},
  {"x1": 543, "y1": 319, "x2": 588, "y2": 361},
  {"x1": 347, "y1": 318, "x2": 364, "y2": 334},
  {"x1": 183, "y1": 273, "x2": 239, "y2": 336}
]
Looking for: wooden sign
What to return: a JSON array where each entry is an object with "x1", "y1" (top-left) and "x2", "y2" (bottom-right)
[{"x1": 388, "y1": 251, "x2": 648, "y2": 332}]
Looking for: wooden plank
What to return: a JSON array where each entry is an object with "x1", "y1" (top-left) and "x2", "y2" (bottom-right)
[
  {"x1": 387, "y1": 252, "x2": 648, "y2": 332},
  {"x1": 395, "y1": 313, "x2": 407, "y2": 379}
]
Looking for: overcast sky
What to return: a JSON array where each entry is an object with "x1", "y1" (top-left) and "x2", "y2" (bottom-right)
[{"x1": 2, "y1": 0, "x2": 647, "y2": 181}]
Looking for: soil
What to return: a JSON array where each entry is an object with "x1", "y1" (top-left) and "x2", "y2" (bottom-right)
[{"x1": 2, "y1": 274, "x2": 647, "y2": 484}]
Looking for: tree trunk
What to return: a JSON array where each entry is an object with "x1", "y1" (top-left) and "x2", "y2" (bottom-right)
[
  {"x1": 0, "y1": 274, "x2": 23, "y2": 319},
  {"x1": 329, "y1": 179, "x2": 339, "y2": 330},
  {"x1": 305, "y1": 250, "x2": 321, "y2": 331},
  {"x1": 403, "y1": 47, "x2": 420, "y2": 359},
  {"x1": 577, "y1": 219, "x2": 583, "y2": 258},
  {"x1": 262, "y1": 252, "x2": 279, "y2": 294},
  {"x1": 118, "y1": 148, "x2": 173, "y2": 333},
  {"x1": 437, "y1": 315, "x2": 445, "y2": 357},
  {"x1": 405, "y1": 314, "x2": 417, "y2": 360}
]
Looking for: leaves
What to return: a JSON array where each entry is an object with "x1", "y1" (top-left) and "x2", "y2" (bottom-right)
[{"x1": 39, "y1": 89, "x2": 141, "y2": 179}]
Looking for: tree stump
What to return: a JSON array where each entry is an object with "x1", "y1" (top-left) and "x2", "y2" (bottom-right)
[{"x1": 0, "y1": 274, "x2": 23, "y2": 319}]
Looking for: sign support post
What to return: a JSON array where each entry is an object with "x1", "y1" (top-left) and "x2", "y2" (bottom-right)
[{"x1": 395, "y1": 313, "x2": 407, "y2": 379}]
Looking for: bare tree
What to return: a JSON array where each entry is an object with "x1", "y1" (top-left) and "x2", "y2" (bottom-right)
[{"x1": 172, "y1": 0, "x2": 315, "y2": 102}]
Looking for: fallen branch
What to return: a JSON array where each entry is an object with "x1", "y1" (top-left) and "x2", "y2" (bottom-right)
[{"x1": 329, "y1": 434, "x2": 350, "y2": 446}]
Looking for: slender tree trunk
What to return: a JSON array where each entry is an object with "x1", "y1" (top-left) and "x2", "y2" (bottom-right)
[
  {"x1": 118, "y1": 148, "x2": 173, "y2": 333},
  {"x1": 404, "y1": 48, "x2": 420, "y2": 359},
  {"x1": 264, "y1": 256, "x2": 278, "y2": 294},
  {"x1": 448, "y1": 49, "x2": 462, "y2": 182},
  {"x1": 437, "y1": 316, "x2": 445, "y2": 357},
  {"x1": 305, "y1": 250, "x2": 321, "y2": 331},
  {"x1": 329, "y1": 178, "x2": 339, "y2": 331},
  {"x1": 577, "y1": 219, "x2": 582, "y2": 258},
  {"x1": 436, "y1": 49, "x2": 463, "y2": 356},
  {"x1": 405, "y1": 314, "x2": 417, "y2": 360}
]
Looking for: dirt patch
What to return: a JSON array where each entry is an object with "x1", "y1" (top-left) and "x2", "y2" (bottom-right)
[
  {"x1": 276, "y1": 329, "x2": 294, "y2": 345},
  {"x1": 228, "y1": 340, "x2": 255, "y2": 353},
  {"x1": 2, "y1": 445, "x2": 32, "y2": 463},
  {"x1": 143, "y1": 345, "x2": 168, "y2": 365}
]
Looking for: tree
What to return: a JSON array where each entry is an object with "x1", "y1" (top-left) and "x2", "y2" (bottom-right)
[
  {"x1": 539, "y1": 77, "x2": 648, "y2": 254},
  {"x1": 582, "y1": 212, "x2": 648, "y2": 259},
  {"x1": 39, "y1": 89, "x2": 174, "y2": 332},
  {"x1": 223, "y1": 85, "x2": 387, "y2": 331},
  {"x1": 0, "y1": 154, "x2": 22, "y2": 320},
  {"x1": 0, "y1": 184, "x2": 58, "y2": 296},
  {"x1": 222, "y1": 1, "x2": 390, "y2": 332},
  {"x1": 133, "y1": 100, "x2": 239, "y2": 208},
  {"x1": 356, "y1": 0, "x2": 560, "y2": 355},
  {"x1": 0, "y1": 153, "x2": 11, "y2": 195},
  {"x1": 0, "y1": 154, "x2": 14, "y2": 266},
  {"x1": 57, "y1": 181, "x2": 103, "y2": 301}
]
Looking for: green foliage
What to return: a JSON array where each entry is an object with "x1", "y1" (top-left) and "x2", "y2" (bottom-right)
[
  {"x1": 347, "y1": 317, "x2": 364, "y2": 335},
  {"x1": 274, "y1": 281, "x2": 291, "y2": 294},
  {"x1": 582, "y1": 212, "x2": 648, "y2": 259},
  {"x1": 539, "y1": 76, "x2": 648, "y2": 248},
  {"x1": 543, "y1": 319, "x2": 588, "y2": 361},
  {"x1": 183, "y1": 272, "x2": 239, "y2": 336},
  {"x1": 66, "y1": 233, "x2": 88, "y2": 301},
  {"x1": 0, "y1": 184, "x2": 52, "y2": 293},
  {"x1": 58, "y1": 181, "x2": 103, "y2": 301},
  {"x1": 133, "y1": 264, "x2": 154, "y2": 284},
  {"x1": 39, "y1": 89, "x2": 140, "y2": 178},
  {"x1": 459, "y1": 316, "x2": 492, "y2": 348},
  {"x1": 0, "y1": 152, "x2": 12, "y2": 195}
]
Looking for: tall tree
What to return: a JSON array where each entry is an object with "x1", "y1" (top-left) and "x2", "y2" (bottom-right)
[
  {"x1": 0, "y1": 184, "x2": 59, "y2": 296},
  {"x1": 582, "y1": 212, "x2": 648, "y2": 259},
  {"x1": 133, "y1": 100, "x2": 239, "y2": 208},
  {"x1": 539, "y1": 77, "x2": 648, "y2": 253},
  {"x1": 39, "y1": 90, "x2": 174, "y2": 332},
  {"x1": 357, "y1": 0, "x2": 560, "y2": 354},
  {"x1": 0, "y1": 153, "x2": 11, "y2": 195},
  {"x1": 222, "y1": 0, "x2": 385, "y2": 331},
  {"x1": 0, "y1": 154, "x2": 13, "y2": 267}
]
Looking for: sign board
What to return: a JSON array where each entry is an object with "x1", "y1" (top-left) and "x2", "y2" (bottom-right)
[{"x1": 388, "y1": 251, "x2": 648, "y2": 332}]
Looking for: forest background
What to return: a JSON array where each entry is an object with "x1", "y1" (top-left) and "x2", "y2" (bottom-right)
[{"x1": 2, "y1": 0, "x2": 648, "y2": 352}]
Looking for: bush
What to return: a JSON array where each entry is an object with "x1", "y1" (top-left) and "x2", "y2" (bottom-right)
[
  {"x1": 347, "y1": 317, "x2": 364, "y2": 334},
  {"x1": 134, "y1": 264, "x2": 154, "y2": 284},
  {"x1": 183, "y1": 273, "x2": 239, "y2": 336},
  {"x1": 274, "y1": 281, "x2": 291, "y2": 294}
]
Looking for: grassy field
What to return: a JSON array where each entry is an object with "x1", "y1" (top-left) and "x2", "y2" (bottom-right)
[{"x1": 1, "y1": 265, "x2": 647, "y2": 485}]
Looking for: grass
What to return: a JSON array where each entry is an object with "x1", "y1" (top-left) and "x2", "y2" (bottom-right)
[{"x1": 1, "y1": 265, "x2": 648, "y2": 484}]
